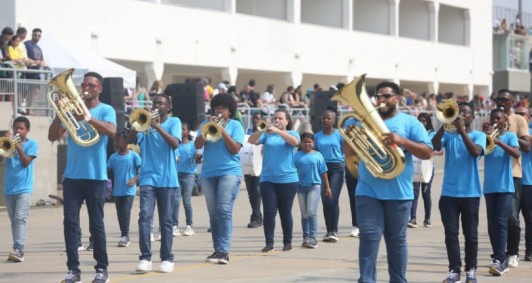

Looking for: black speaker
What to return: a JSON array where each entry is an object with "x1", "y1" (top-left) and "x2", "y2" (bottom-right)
[
  {"x1": 100, "y1": 77, "x2": 125, "y2": 111},
  {"x1": 165, "y1": 82, "x2": 205, "y2": 128},
  {"x1": 310, "y1": 90, "x2": 338, "y2": 133}
]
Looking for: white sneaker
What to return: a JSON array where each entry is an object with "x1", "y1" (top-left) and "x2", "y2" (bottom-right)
[
  {"x1": 157, "y1": 234, "x2": 162, "y2": 241},
  {"x1": 159, "y1": 260, "x2": 174, "y2": 273},
  {"x1": 508, "y1": 254, "x2": 519, "y2": 268},
  {"x1": 135, "y1": 260, "x2": 152, "y2": 273},
  {"x1": 77, "y1": 244, "x2": 85, "y2": 251},
  {"x1": 172, "y1": 226, "x2": 181, "y2": 237},
  {"x1": 350, "y1": 226, "x2": 360, "y2": 238},
  {"x1": 150, "y1": 233, "x2": 154, "y2": 242},
  {"x1": 184, "y1": 225, "x2": 195, "y2": 236}
]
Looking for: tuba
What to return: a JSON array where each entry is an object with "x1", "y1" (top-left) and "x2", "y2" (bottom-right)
[
  {"x1": 435, "y1": 99, "x2": 462, "y2": 132},
  {"x1": 331, "y1": 75, "x2": 406, "y2": 180},
  {"x1": 201, "y1": 114, "x2": 226, "y2": 142},
  {"x1": 48, "y1": 68, "x2": 100, "y2": 146},
  {"x1": 0, "y1": 134, "x2": 21, "y2": 158},
  {"x1": 129, "y1": 108, "x2": 159, "y2": 132}
]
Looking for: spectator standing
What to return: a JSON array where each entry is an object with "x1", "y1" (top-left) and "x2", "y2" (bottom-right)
[{"x1": 24, "y1": 28, "x2": 45, "y2": 79}]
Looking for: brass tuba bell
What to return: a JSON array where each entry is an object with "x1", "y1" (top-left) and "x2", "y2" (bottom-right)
[
  {"x1": 331, "y1": 75, "x2": 406, "y2": 179},
  {"x1": 201, "y1": 114, "x2": 226, "y2": 142},
  {"x1": 48, "y1": 68, "x2": 100, "y2": 146},
  {"x1": 129, "y1": 108, "x2": 159, "y2": 132},
  {"x1": 0, "y1": 134, "x2": 21, "y2": 158}
]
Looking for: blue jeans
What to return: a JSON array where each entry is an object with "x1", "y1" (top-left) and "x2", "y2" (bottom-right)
[
  {"x1": 439, "y1": 196, "x2": 480, "y2": 272},
  {"x1": 523, "y1": 185, "x2": 532, "y2": 254},
  {"x1": 297, "y1": 184, "x2": 321, "y2": 239},
  {"x1": 138, "y1": 186, "x2": 176, "y2": 261},
  {"x1": 5, "y1": 193, "x2": 31, "y2": 250},
  {"x1": 201, "y1": 175, "x2": 241, "y2": 253},
  {"x1": 411, "y1": 170, "x2": 434, "y2": 220},
  {"x1": 244, "y1": 174, "x2": 263, "y2": 223},
  {"x1": 174, "y1": 173, "x2": 194, "y2": 227},
  {"x1": 63, "y1": 178, "x2": 108, "y2": 273},
  {"x1": 356, "y1": 196, "x2": 410, "y2": 283},
  {"x1": 485, "y1": 193, "x2": 512, "y2": 262},
  {"x1": 170, "y1": 186, "x2": 182, "y2": 227},
  {"x1": 260, "y1": 182, "x2": 298, "y2": 245},
  {"x1": 321, "y1": 162, "x2": 344, "y2": 232},
  {"x1": 508, "y1": 177, "x2": 523, "y2": 255},
  {"x1": 345, "y1": 168, "x2": 358, "y2": 227},
  {"x1": 114, "y1": 196, "x2": 134, "y2": 237}
]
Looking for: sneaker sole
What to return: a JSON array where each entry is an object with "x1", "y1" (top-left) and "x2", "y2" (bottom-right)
[
  {"x1": 184, "y1": 233, "x2": 195, "y2": 236},
  {"x1": 7, "y1": 255, "x2": 24, "y2": 262},
  {"x1": 218, "y1": 259, "x2": 229, "y2": 264},
  {"x1": 206, "y1": 258, "x2": 219, "y2": 263}
]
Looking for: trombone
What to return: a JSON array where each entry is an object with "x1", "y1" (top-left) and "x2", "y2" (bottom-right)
[
  {"x1": 201, "y1": 114, "x2": 226, "y2": 142},
  {"x1": 0, "y1": 133, "x2": 21, "y2": 158},
  {"x1": 129, "y1": 108, "x2": 159, "y2": 132}
]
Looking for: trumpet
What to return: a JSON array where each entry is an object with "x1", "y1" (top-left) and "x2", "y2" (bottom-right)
[
  {"x1": 48, "y1": 68, "x2": 100, "y2": 146},
  {"x1": 0, "y1": 134, "x2": 21, "y2": 158},
  {"x1": 484, "y1": 122, "x2": 507, "y2": 155},
  {"x1": 256, "y1": 119, "x2": 279, "y2": 131},
  {"x1": 201, "y1": 114, "x2": 226, "y2": 142},
  {"x1": 129, "y1": 108, "x2": 159, "y2": 132},
  {"x1": 435, "y1": 99, "x2": 462, "y2": 132}
]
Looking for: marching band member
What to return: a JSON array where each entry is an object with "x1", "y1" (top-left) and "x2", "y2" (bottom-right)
[
  {"x1": 130, "y1": 93, "x2": 181, "y2": 274},
  {"x1": 244, "y1": 113, "x2": 264, "y2": 228},
  {"x1": 314, "y1": 109, "x2": 344, "y2": 242},
  {"x1": 248, "y1": 108, "x2": 300, "y2": 253},
  {"x1": 348, "y1": 81, "x2": 432, "y2": 283},
  {"x1": 194, "y1": 93, "x2": 244, "y2": 264},
  {"x1": 483, "y1": 108, "x2": 520, "y2": 276},
  {"x1": 432, "y1": 102, "x2": 485, "y2": 283},
  {"x1": 48, "y1": 71, "x2": 116, "y2": 283},
  {"x1": 496, "y1": 90, "x2": 530, "y2": 268}
]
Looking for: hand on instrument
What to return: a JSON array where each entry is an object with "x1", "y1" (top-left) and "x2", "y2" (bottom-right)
[
  {"x1": 453, "y1": 118, "x2": 465, "y2": 133},
  {"x1": 482, "y1": 122, "x2": 493, "y2": 134},
  {"x1": 382, "y1": 132, "x2": 404, "y2": 147}
]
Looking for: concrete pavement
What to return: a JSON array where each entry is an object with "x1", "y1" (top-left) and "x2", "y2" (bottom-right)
[{"x1": 1, "y1": 157, "x2": 532, "y2": 282}]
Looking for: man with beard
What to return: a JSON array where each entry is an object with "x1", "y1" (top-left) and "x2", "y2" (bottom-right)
[
  {"x1": 345, "y1": 79, "x2": 433, "y2": 283},
  {"x1": 496, "y1": 90, "x2": 530, "y2": 268}
]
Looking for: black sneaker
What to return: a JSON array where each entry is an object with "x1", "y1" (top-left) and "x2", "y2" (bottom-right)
[
  {"x1": 465, "y1": 268, "x2": 477, "y2": 283},
  {"x1": 7, "y1": 248, "x2": 24, "y2": 262},
  {"x1": 86, "y1": 240, "x2": 94, "y2": 251},
  {"x1": 282, "y1": 243, "x2": 293, "y2": 252},
  {"x1": 261, "y1": 244, "x2": 274, "y2": 253},
  {"x1": 524, "y1": 251, "x2": 532, "y2": 261},
  {"x1": 247, "y1": 220, "x2": 263, "y2": 228},
  {"x1": 61, "y1": 270, "x2": 81, "y2": 283},
  {"x1": 423, "y1": 219, "x2": 432, "y2": 227},
  {"x1": 408, "y1": 219, "x2": 417, "y2": 228},
  {"x1": 92, "y1": 268, "x2": 109, "y2": 283},
  {"x1": 328, "y1": 232, "x2": 339, "y2": 243},
  {"x1": 489, "y1": 260, "x2": 509, "y2": 276},
  {"x1": 218, "y1": 252, "x2": 229, "y2": 264},
  {"x1": 206, "y1": 252, "x2": 220, "y2": 263},
  {"x1": 308, "y1": 238, "x2": 318, "y2": 249}
]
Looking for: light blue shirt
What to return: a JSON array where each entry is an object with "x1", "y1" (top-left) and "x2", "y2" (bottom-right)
[
  {"x1": 356, "y1": 113, "x2": 433, "y2": 200},
  {"x1": 199, "y1": 119, "x2": 244, "y2": 178},
  {"x1": 4, "y1": 139, "x2": 38, "y2": 195},
  {"x1": 259, "y1": 130, "x2": 300, "y2": 183},
  {"x1": 64, "y1": 103, "x2": 116, "y2": 180},
  {"x1": 438, "y1": 130, "x2": 486, "y2": 197},
  {"x1": 314, "y1": 129, "x2": 345, "y2": 163},
  {"x1": 107, "y1": 151, "x2": 141, "y2": 196},
  {"x1": 177, "y1": 142, "x2": 198, "y2": 174},
  {"x1": 522, "y1": 129, "x2": 532, "y2": 185},
  {"x1": 484, "y1": 131, "x2": 518, "y2": 194},
  {"x1": 295, "y1": 150, "x2": 327, "y2": 188},
  {"x1": 137, "y1": 116, "x2": 181, "y2": 187}
]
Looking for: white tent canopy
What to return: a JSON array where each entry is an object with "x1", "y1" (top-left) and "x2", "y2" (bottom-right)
[{"x1": 39, "y1": 34, "x2": 136, "y2": 89}]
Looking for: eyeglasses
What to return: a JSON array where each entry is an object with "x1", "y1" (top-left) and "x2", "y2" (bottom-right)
[
  {"x1": 81, "y1": 82, "x2": 100, "y2": 89},
  {"x1": 375, "y1": 93, "x2": 397, "y2": 100},
  {"x1": 515, "y1": 111, "x2": 528, "y2": 116},
  {"x1": 496, "y1": 97, "x2": 510, "y2": 103},
  {"x1": 32, "y1": 34, "x2": 41, "y2": 37}
]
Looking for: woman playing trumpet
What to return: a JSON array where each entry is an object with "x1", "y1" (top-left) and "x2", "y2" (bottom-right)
[
  {"x1": 194, "y1": 93, "x2": 244, "y2": 264},
  {"x1": 482, "y1": 109, "x2": 520, "y2": 275},
  {"x1": 248, "y1": 109, "x2": 300, "y2": 252}
]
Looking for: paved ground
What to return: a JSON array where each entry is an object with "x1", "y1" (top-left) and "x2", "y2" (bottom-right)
[{"x1": 1, "y1": 156, "x2": 532, "y2": 282}]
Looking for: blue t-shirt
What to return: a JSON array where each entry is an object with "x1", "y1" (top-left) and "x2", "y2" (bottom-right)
[
  {"x1": 522, "y1": 129, "x2": 532, "y2": 185},
  {"x1": 4, "y1": 139, "x2": 38, "y2": 195},
  {"x1": 295, "y1": 150, "x2": 328, "y2": 188},
  {"x1": 177, "y1": 142, "x2": 198, "y2": 174},
  {"x1": 107, "y1": 151, "x2": 141, "y2": 196},
  {"x1": 137, "y1": 116, "x2": 181, "y2": 187},
  {"x1": 438, "y1": 130, "x2": 486, "y2": 197},
  {"x1": 199, "y1": 119, "x2": 244, "y2": 178},
  {"x1": 64, "y1": 103, "x2": 116, "y2": 180},
  {"x1": 259, "y1": 130, "x2": 300, "y2": 183},
  {"x1": 314, "y1": 129, "x2": 345, "y2": 163},
  {"x1": 484, "y1": 131, "x2": 518, "y2": 194},
  {"x1": 356, "y1": 113, "x2": 433, "y2": 200}
]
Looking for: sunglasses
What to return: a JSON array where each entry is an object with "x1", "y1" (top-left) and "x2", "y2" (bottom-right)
[
  {"x1": 376, "y1": 93, "x2": 397, "y2": 100},
  {"x1": 496, "y1": 97, "x2": 510, "y2": 103},
  {"x1": 81, "y1": 82, "x2": 100, "y2": 89},
  {"x1": 515, "y1": 111, "x2": 527, "y2": 116}
]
